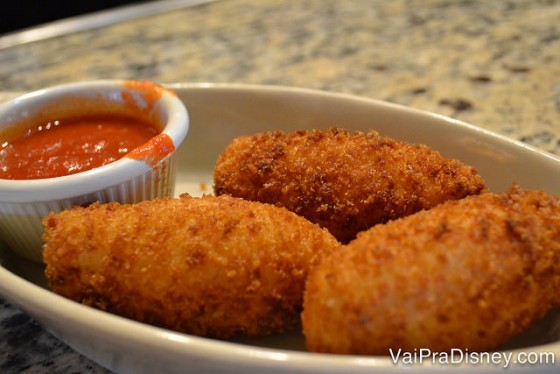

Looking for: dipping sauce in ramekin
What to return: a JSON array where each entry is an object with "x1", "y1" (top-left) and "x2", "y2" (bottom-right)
[{"x1": 0, "y1": 80, "x2": 189, "y2": 262}]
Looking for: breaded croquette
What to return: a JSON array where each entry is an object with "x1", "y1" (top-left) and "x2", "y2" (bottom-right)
[
  {"x1": 213, "y1": 128, "x2": 487, "y2": 243},
  {"x1": 302, "y1": 185, "x2": 560, "y2": 355},
  {"x1": 43, "y1": 194, "x2": 340, "y2": 339}
]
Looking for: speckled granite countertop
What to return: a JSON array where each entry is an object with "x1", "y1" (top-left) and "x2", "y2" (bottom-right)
[{"x1": 0, "y1": 0, "x2": 559, "y2": 372}]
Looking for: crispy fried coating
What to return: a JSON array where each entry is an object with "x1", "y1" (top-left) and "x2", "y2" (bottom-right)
[
  {"x1": 302, "y1": 185, "x2": 560, "y2": 355},
  {"x1": 43, "y1": 195, "x2": 340, "y2": 339},
  {"x1": 213, "y1": 128, "x2": 487, "y2": 243}
]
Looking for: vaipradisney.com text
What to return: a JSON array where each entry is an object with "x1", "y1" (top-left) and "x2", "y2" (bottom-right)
[{"x1": 389, "y1": 348, "x2": 556, "y2": 369}]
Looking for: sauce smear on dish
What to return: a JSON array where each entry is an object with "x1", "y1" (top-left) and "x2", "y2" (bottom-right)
[
  {"x1": 0, "y1": 115, "x2": 159, "y2": 180},
  {"x1": 127, "y1": 133, "x2": 175, "y2": 168}
]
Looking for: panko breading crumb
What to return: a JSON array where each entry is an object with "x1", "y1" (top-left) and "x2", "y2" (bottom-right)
[
  {"x1": 302, "y1": 185, "x2": 560, "y2": 354},
  {"x1": 43, "y1": 194, "x2": 340, "y2": 339},
  {"x1": 213, "y1": 127, "x2": 487, "y2": 243}
]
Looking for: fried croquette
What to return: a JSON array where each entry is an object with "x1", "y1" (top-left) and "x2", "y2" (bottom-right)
[
  {"x1": 42, "y1": 194, "x2": 340, "y2": 339},
  {"x1": 302, "y1": 185, "x2": 560, "y2": 355},
  {"x1": 213, "y1": 127, "x2": 487, "y2": 243}
]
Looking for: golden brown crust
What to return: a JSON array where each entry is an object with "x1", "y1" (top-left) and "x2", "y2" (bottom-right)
[
  {"x1": 213, "y1": 128, "x2": 487, "y2": 243},
  {"x1": 43, "y1": 194, "x2": 340, "y2": 339},
  {"x1": 302, "y1": 185, "x2": 560, "y2": 354}
]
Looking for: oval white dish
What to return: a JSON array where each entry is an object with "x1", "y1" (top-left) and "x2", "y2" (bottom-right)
[{"x1": 1, "y1": 83, "x2": 560, "y2": 373}]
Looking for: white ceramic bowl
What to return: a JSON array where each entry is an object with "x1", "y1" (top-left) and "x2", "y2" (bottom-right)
[
  {"x1": 0, "y1": 80, "x2": 189, "y2": 262},
  {"x1": 1, "y1": 83, "x2": 559, "y2": 373}
]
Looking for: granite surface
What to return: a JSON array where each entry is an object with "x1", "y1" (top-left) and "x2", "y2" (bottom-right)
[{"x1": 0, "y1": 0, "x2": 559, "y2": 372}]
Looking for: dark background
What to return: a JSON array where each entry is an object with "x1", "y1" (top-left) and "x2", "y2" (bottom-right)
[{"x1": 2, "y1": 1, "x2": 151, "y2": 35}]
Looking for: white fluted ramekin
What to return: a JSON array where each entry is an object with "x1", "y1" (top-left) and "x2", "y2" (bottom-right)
[{"x1": 0, "y1": 80, "x2": 189, "y2": 262}]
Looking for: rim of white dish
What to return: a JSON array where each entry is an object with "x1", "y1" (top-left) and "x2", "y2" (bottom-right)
[
  {"x1": 0, "y1": 80, "x2": 189, "y2": 202},
  {"x1": 165, "y1": 82, "x2": 560, "y2": 169}
]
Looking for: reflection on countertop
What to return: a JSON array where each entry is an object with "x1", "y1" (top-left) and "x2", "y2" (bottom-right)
[{"x1": 0, "y1": 0, "x2": 559, "y2": 373}]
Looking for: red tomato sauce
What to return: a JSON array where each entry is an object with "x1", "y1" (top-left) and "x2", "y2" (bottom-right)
[{"x1": 0, "y1": 115, "x2": 160, "y2": 180}]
